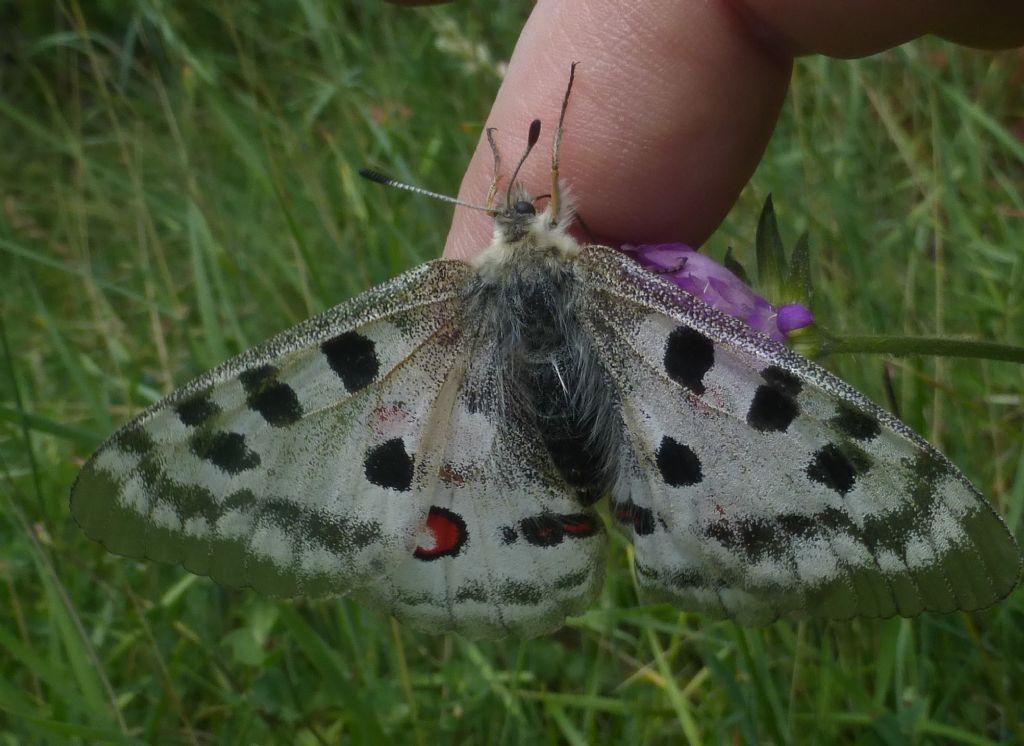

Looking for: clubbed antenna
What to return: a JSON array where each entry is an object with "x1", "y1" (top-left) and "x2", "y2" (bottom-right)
[
  {"x1": 550, "y1": 61, "x2": 578, "y2": 226},
  {"x1": 485, "y1": 127, "x2": 502, "y2": 211},
  {"x1": 358, "y1": 168, "x2": 492, "y2": 212},
  {"x1": 504, "y1": 118, "x2": 542, "y2": 209}
]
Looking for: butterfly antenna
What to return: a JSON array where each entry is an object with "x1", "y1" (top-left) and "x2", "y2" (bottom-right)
[
  {"x1": 505, "y1": 118, "x2": 542, "y2": 209},
  {"x1": 549, "y1": 62, "x2": 578, "y2": 226},
  {"x1": 484, "y1": 127, "x2": 502, "y2": 211},
  {"x1": 358, "y1": 169, "x2": 492, "y2": 212}
]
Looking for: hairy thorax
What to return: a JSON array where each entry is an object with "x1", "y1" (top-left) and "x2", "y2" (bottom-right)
[{"x1": 460, "y1": 213, "x2": 622, "y2": 505}]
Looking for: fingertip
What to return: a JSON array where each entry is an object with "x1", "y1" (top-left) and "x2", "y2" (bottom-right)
[{"x1": 443, "y1": 0, "x2": 791, "y2": 259}]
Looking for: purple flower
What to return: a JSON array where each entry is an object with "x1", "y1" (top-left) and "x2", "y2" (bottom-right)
[
  {"x1": 620, "y1": 243, "x2": 813, "y2": 342},
  {"x1": 776, "y1": 304, "x2": 815, "y2": 336}
]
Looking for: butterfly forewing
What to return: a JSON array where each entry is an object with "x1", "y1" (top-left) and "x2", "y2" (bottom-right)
[
  {"x1": 578, "y1": 245, "x2": 1021, "y2": 623},
  {"x1": 72, "y1": 260, "x2": 473, "y2": 596}
]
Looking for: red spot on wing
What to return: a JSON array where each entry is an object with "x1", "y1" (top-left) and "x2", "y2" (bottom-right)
[
  {"x1": 561, "y1": 517, "x2": 595, "y2": 536},
  {"x1": 414, "y1": 506, "x2": 467, "y2": 561},
  {"x1": 519, "y1": 513, "x2": 599, "y2": 546}
]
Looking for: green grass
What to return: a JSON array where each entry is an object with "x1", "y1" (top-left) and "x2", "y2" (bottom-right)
[{"x1": 1, "y1": 3, "x2": 1022, "y2": 743}]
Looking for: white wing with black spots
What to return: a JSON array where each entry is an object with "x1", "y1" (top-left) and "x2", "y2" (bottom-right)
[
  {"x1": 72, "y1": 261, "x2": 473, "y2": 597},
  {"x1": 354, "y1": 341, "x2": 606, "y2": 639},
  {"x1": 578, "y1": 245, "x2": 1021, "y2": 623}
]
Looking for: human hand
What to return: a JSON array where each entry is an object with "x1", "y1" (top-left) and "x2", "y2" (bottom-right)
[{"x1": 442, "y1": 0, "x2": 1024, "y2": 260}]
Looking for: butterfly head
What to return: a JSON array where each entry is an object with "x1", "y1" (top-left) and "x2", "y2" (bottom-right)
[
  {"x1": 473, "y1": 109, "x2": 579, "y2": 270},
  {"x1": 512, "y1": 199, "x2": 537, "y2": 216},
  {"x1": 360, "y1": 63, "x2": 581, "y2": 270},
  {"x1": 492, "y1": 181, "x2": 544, "y2": 239},
  {"x1": 473, "y1": 181, "x2": 577, "y2": 273}
]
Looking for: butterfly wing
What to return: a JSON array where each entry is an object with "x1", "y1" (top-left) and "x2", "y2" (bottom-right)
[
  {"x1": 353, "y1": 339, "x2": 606, "y2": 639},
  {"x1": 71, "y1": 260, "x2": 474, "y2": 597},
  {"x1": 578, "y1": 245, "x2": 1021, "y2": 624}
]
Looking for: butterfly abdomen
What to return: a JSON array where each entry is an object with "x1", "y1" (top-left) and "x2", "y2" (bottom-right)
[{"x1": 462, "y1": 261, "x2": 622, "y2": 505}]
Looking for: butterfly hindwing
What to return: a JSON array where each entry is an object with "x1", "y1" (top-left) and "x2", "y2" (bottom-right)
[
  {"x1": 578, "y1": 245, "x2": 1020, "y2": 623},
  {"x1": 354, "y1": 343, "x2": 606, "y2": 638},
  {"x1": 71, "y1": 260, "x2": 473, "y2": 597}
]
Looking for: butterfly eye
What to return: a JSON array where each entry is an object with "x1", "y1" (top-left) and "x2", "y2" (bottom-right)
[{"x1": 514, "y1": 200, "x2": 536, "y2": 216}]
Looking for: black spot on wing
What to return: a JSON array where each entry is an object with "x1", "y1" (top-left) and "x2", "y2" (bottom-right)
[
  {"x1": 252, "y1": 496, "x2": 381, "y2": 552},
  {"x1": 560, "y1": 514, "x2": 599, "y2": 538},
  {"x1": 130, "y1": 459, "x2": 383, "y2": 555},
  {"x1": 169, "y1": 477, "x2": 223, "y2": 524},
  {"x1": 239, "y1": 364, "x2": 303, "y2": 427},
  {"x1": 239, "y1": 364, "x2": 275, "y2": 392},
  {"x1": 637, "y1": 559, "x2": 717, "y2": 594},
  {"x1": 613, "y1": 499, "x2": 655, "y2": 536},
  {"x1": 364, "y1": 437, "x2": 414, "y2": 491},
  {"x1": 761, "y1": 365, "x2": 802, "y2": 396},
  {"x1": 634, "y1": 559, "x2": 658, "y2": 581},
  {"x1": 736, "y1": 518, "x2": 782, "y2": 562},
  {"x1": 454, "y1": 582, "x2": 489, "y2": 603},
  {"x1": 135, "y1": 458, "x2": 227, "y2": 526},
  {"x1": 668, "y1": 568, "x2": 706, "y2": 589},
  {"x1": 817, "y1": 506, "x2": 858, "y2": 535},
  {"x1": 518, "y1": 513, "x2": 597, "y2": 547},
  {"x1": 175, "y1": 393, "x2": 221, "y2": 427},
  {"x1": 807, "y1": 444, "x2": 856, "y2": 495},
  {"x1": 498, "y1": 580, "x2": 544, "y2": 605},
  {"x1": 806, "y1": 443, "x2": 872, "y2": 496},
  {"x1": 117, "y1": 425, "x2": 155, "y2": 455},
  {"x1": 241, "y1": 495, "x2": 383, "y2": 555},
  {"x1": 321, "y1": 331, "x2": 380, "y2": 392},
  {"x1": 704, "y1": 520, "x2": 732, "y2": 546},
  {"x1": 553, "y1": 567, "x2": 592, "y2": 591},
  {"x1": 664, "y1": 326, "x2": 715, "y2": 395},
  {"x1": 700, "y1": 510, "x2": 866, "y2": 563},
  {"x1": 224, "y1": 488, "x2": 257, "y2": 511},
  {"x1": 656, "y1": 436, "x2": 703, "y2": 487},
  {"x1": 303, "y1": 510, "x2": 382, "y2": 554},
  {"x1": 747, "y1": 366, "x2": 802, "y2": 433},
  {"x1": 747, "y1": 386, "x2": 798, "y2": 432},
  {"x1": 831, "y1": 401, "x2": 882, "y2": 441},
  {"x1": 258, "y1": 497, "x2": 303, "y2": 530},
  {"x1": 520, "y1": 514, "x2": 565, "y2": 547},
  {"x1": 860, "y1": 451, "x2": 945, "y2": 555},
  {"x1": 704, "y1": 516, "x2": 784, "y2": 562},
  {"x1": 189, "y1": 430, "x2": 261, "y2": 475},
  {"x1": 777, "y1": 512, "x2": 816, "y2": 539},
  {"x1": 910, "y1": 450, "x2": 947, "y2": 484}
]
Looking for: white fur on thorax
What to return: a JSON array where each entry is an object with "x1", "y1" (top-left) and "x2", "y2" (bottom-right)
[{"x1": 471, "y1": 197, "x2": 580, "y2": 275}]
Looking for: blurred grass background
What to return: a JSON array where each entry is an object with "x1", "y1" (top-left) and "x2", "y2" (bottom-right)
[{"x1": 1, "y1": 2, "x2": 1022, "y2": 743}]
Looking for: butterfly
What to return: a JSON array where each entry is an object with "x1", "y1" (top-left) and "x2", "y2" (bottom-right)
[{"x1": 71, "y1": 65, "x2": 1021, "y2": 639}]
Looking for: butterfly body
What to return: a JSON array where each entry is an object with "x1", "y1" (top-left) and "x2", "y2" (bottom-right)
[{"x1": 460, "y1": 200, "x2": 622, "y2": 505}]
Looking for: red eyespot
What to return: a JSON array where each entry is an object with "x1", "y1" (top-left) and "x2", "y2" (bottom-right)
[{"x1": 414, "y1": 507, "x2": 467, "y2": 561}]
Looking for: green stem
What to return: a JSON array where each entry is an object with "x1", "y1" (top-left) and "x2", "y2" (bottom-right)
[{"x1": 819, "y1": 334, "x2": 1024, "y2": 363}]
